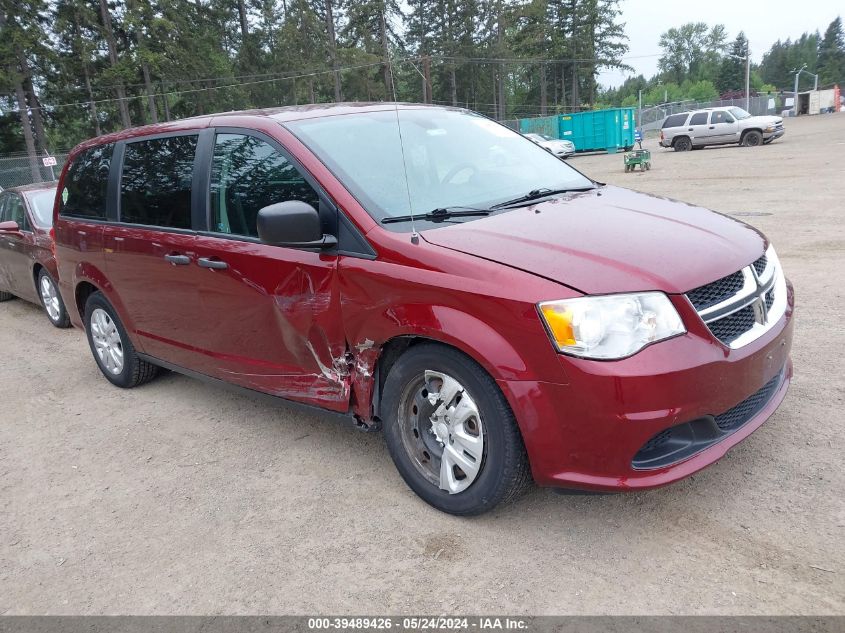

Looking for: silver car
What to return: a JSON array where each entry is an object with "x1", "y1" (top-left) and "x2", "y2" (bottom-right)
[
  {"x1": 524, "y1": 133, "x2": 576, "y2": 158},
  {"x1": 659, "y1": 106, "x2": 784, "y2": 151}
]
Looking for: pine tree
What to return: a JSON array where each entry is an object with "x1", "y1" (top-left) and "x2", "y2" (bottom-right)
[
  {"x1": 717, "y1": 32, "x2": 748, "y2": 93},
  {"x1": 818, "y1": 17, "x2": 845, "y2": 86}
]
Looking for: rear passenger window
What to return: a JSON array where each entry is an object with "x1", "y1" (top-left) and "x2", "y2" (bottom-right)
[
  {"x1": 662, "y1": 114, "x2": 688, "y2": 128},
  {"x1": 210, "y1": 133, "x2": 319, "y2": 237},
  {"x1": 61, "y1": 144, "x2": 113, "y2": 219},
  {"x1": 689, "y1": 112, "x2": 709, "y2": 125},
  {"x1": 120, "y1": 135, "x2": 198, "y2": 229}
]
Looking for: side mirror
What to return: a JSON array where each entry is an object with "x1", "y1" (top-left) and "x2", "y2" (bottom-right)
[
  {"x1": 256, "y1": 201, "x2": 337, "y2": 250},
  {"x1": 0, "y1": 221, "x2": 20, "y2": 233}
]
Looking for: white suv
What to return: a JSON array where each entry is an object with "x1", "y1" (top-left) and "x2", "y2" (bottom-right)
[{"x1": 659, "y1": 106, "x2": 784, "y2": 151}]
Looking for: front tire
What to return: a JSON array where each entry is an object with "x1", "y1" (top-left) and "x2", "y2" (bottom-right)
[
  {"x1": 84, "y1": 291, "x2": 158, "y2": 388},
  {"x1": 381, "y1": 343, "x2": 531, "y2": 515},
  {"x1": 38, "y1": 269, "x2": 70, "y2": 328},
  {"x1": 742, "y1": 130, "x2": 763, "y2": 147},
  {"x1": 0, "y1": 290, "x2": 14, "y2": 302}
]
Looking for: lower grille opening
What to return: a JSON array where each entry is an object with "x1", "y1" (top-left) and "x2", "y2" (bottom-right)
[{"x1": 632, "y1": 368, "x2": 785, "y2": 470}]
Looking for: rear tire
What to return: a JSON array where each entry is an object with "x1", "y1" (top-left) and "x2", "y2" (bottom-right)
[
  {"x1": 0, "y1": 290, "x2": 14, "y2": 302},
  {"x1": 38, "y1": 269, "x2": 70, "y2": 328},
  {"x1": 673, "y1": 136, "x2": 692, "y2": 152},
  {"x1": 84, "y1": 291, "x2": 158, "y2": 388},
  {"x1": 381, "y1": 343, "x2": 532, "y2": 516},
  {"x1": 742, "y1": 130, "x2": 763, "y2": 147}
]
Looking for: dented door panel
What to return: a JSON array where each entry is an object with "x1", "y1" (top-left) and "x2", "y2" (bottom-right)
[{"x1": 191, "y1": 234, "x2": 350, "y2": 410}]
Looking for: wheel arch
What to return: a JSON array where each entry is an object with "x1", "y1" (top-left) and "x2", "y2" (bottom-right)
[
  {"x1": 75, "y1": 280, "x2": 100, "y2": 321},
  {"x1": 740, "y1": 128, "x2": 764, "y2": 141},
  {"x1": 68, "y1": 264, "x2": 138, "y2": 342},
  {"x1": 31, "y1": 262, "x2": 45, "y2": 295},
  {"x1": 672, "y1": 135, "x2": 691, "y2": 148},
  {"x1": 348, "y1": 304, "x2": 554, "y2": 423}
]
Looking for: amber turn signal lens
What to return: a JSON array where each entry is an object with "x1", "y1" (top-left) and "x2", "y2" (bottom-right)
[{"x1": 540, "y1": 304, "x2": 576, "y2": 347}]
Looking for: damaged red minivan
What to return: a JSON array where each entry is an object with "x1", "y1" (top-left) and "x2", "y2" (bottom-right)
[{"x1": 54, "y1": 104, "x2": 794, "y2": 515}]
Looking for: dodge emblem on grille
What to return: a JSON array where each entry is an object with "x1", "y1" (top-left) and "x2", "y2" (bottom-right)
[{"x1": 750, "y1": 264, "x2": 770, "y2": 325}]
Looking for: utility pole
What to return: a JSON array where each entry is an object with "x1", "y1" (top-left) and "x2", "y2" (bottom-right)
[
  {"x1": 792, "y1": 65, "x2": 819, "y2": 116},
  {"x1": 745, "y1": 45, "x2": 750, "y2": 113},
  {"x1": 638, "y1": 89, "x2": 642, "y2": 127}
]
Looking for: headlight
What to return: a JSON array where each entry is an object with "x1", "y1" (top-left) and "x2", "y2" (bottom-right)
[{"x1": 538, "y1": 292, "x2": 686, "y2": 360}]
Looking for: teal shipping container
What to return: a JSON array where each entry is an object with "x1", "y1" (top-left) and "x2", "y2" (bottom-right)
[{"x1": 518, "y1": 108, "x2": 636, "y2": 154}]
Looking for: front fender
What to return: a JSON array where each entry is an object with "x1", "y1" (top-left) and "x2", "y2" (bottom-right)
[{"x1": 344, "y1": 301, "x2": 567, "y2": 421}]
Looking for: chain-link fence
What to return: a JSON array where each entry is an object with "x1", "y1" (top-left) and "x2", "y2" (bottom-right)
[{"x1": 0, "y1": 153, "x2": 68, "y2": 190}]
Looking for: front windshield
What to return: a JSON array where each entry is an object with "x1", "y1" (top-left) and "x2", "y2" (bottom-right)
[
  {"x1": 286, "y1": 109, "x2": 593, "y2": 224},
  {"x1": 729, "y1": 107, "x2": 752, "y2": 120},
  {"x1": 25, "y1": 188, "x2": 57, "y2": 227}
]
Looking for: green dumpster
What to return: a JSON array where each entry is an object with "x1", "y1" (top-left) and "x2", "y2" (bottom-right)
[{"x1": 519, "y1": 108, "x2": 636, "y2": 154}]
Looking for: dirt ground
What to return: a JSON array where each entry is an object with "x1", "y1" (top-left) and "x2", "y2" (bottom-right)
[{"x1": 1, "y1": 114, "x2": 843, "y2": 616}]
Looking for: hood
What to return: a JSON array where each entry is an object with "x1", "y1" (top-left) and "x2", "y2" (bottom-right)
[
  {"x1": 750, "y1": 115, "x2": 782, "y2": 125},
  {"x1": 421, "y1": 186, "x2": 766, "y2": 295}
]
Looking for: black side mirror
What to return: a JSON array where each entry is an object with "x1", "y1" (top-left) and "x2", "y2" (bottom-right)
[{"x1": 256, "y1": 201, "x2": 337, "y2": 249}]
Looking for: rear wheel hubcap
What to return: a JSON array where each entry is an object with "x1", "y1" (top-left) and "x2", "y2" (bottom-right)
[{"x1": 90, "y1": 308, "x2": 124, "y2": 375}]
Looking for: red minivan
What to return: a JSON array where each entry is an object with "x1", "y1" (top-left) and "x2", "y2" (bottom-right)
[{"x1": 54, "y1": 104, "x2": 794, "y2": 515}]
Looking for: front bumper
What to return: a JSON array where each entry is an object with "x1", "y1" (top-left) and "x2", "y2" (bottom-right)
[
  {"x1": 500, "y1": 284, "x2": 794, "y2": 491},
  {"x1": 764, "y1": 128, "x2": 785, "y2": 141}
]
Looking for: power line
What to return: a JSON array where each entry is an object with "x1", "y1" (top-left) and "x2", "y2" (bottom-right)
[{"x1": 5, "y1": 52, "x2": 660, "y2": 115}]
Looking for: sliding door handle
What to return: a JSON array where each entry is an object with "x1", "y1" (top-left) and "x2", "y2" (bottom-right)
[
  {"x1": 164, "y1": 254, "x2": 190, "y2": 265},
  {"x1": 198, "y1": 257, "x2": 228, "y2": 270}
]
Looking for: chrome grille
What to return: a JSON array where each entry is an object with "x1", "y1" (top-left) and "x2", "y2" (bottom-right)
[
  {"x1": 687, "y1": 271, "x2": 744, "y2": 311},
  {"x1": 707, "y1": 305, "x2": 756, "y2": 345},
  {"x1": 686, "y1": 246, "x2": 786, "y2": 349}
]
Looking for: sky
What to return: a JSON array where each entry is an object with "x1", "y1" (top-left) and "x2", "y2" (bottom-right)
[{"x1": 597, "y1": 0, "x2": 843, "y2": 88}]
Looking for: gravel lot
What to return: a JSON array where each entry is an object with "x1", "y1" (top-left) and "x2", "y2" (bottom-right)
[{"x1": 1, "y1": 114, "x2": 843, "y2": 616}]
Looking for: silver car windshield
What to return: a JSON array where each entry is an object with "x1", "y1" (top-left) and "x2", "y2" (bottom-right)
[
  {"x1": 728, "y1": 107, "x2": 752, "y2": 120},
  {"x1": 286, "y1": 109, "x2": 592, "y2": 222}
]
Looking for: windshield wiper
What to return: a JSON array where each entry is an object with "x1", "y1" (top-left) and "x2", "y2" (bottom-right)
[
  {"x1": 381, "y1": 206, "x2": 493, "y2": 225},
  {"x1": 491, "y1": 186, "x2": 597, "y2": 209}
]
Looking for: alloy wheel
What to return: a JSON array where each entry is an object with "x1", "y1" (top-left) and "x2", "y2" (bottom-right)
[{"x1": 39, "y1": 275, "x2": 61, "y2": 322}]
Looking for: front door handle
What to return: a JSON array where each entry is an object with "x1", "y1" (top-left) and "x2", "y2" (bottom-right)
[
  {"x1": 164, "y1": 254, "x2": 190, "y2": 265},
  {"x1": 709, "y1": 126, "x2": 715, "y2": 129},
  {"x1": 198, "y1": 257, "x2": 228, "y2": 270}
]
